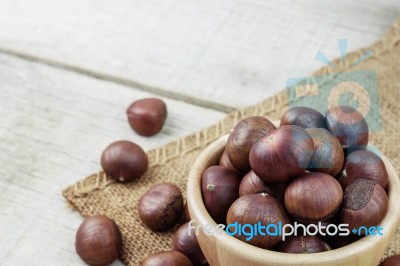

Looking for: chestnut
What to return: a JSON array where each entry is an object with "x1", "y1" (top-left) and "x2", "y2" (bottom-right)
[
  {"x1": 127, "y1": 98, "x2": 167, "y2": 136},
  {"x1": 341, "y1": 178, "x2": 388, "y2": 231},
  {"x1": 249, "y1": 125, "x2": 314, "y2": 183},
  {"x1": 276, "y1": 236, "x2": 331, "y2": 253},
  {"x1": 380, "y1": 255, "x2": 400, "y2": 266},
  {"x1": 326, "y1": 105, "x2": 368, "y2": 149},
  {"x1": 284, "y1": 172, "x2": 343, "y2": 223},
  {"x1": 338, "y1": 150, "x2": 388, "y2": 190},
  {"x1": 138, "y1": 183, "x2": 183, "y2": 231},
  {"x1": 141, "y1": 251, "x2": 193, "y2": 266},
  {"x1": 239, "y1": 171, "x2": 286, "y2": 201},
  {"x1": 323, "y1": 234, "x2": 361, "y2": 249},
  {"x1": 345, "y1": 144, "x2": 380, "y2": 156},
  {"x1": 201, "y1": 166, "x2": 240, "y2": 224},
  {"x1": 280, "y1": 107, "x2": 327, "y2": 129},
  {"x1": 101, "y1": 140, "x2": 148, "y2": 182},
  {"x1": 226, "y1": 116, "x2": 276, "y2": 173},
  {"x1": 75, "y1": 215, "x2": 122, "y2": 266},
  {"x1": 172, "y1": 222, "x2": 207, "y2": 265},
  {"x1": 219, "y1": 148, "x2": 240, "y2": 174},
  {"x1": 305, "y1": 128, "x2": 344, "y2": 176},
  {"x1": 226, "y1": 193, "x2": 291, "y2": 248}
]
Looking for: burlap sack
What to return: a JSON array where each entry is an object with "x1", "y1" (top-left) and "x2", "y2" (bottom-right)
[{"x1": 63, "y1": 19, "x2": 400, "y2": 266}]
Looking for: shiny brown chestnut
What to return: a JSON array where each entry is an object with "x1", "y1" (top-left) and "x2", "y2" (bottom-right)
[
  {"x1": 226, "y1": 193, "x2": 291, "y2": 248},
  {"x1": 326, "y1": 105, "x2": 368, "y2": 149},
  {"x1": 323, "y1": 234, "x2": 362, "y2": 249},
  {"x1": 345, "y1": 144, "x2": 380, "y2": 156},
  {"x1": 141, "y1": 251, "x2": 193, "y2": 266},
  {"x1": 75, "y1": 215, "x2": 122, "y2": 266},
  {"x1": 249, "y1": 125, "x2": 314, "y2": 183},
  {"x1": 226, "y1": 116, "x2": 276, "y2": 173},
  {"x1": 380, "y1": 255, "x2": 400, "y2": 266},
  {"x1": 284, "y1": 172, "x2": 343, "y2": 223},
  {"x1": 280, "y1": 107, "x2": 327, "y2": 129},
  {"x1": 127, "y1": 98, "x2": 167, "y2": 136},
  {"x1": 305, "y1": 128, "x2": 344, "y2": 176},
  {"x1": 341, "y1": 178, "x2": 388, "y2": 232},
  {"x1": 239, "y1": 171, "x2": 286, "y2": 201},
  {"x1": 101, "y1": 140, "x2": 148, "y2": 182},
  {"x1": 172, "y1": 222, "x2": 207, "y2": 265},
  {"x1": 338, "y1": 150, "x2": 388, "y2": 190},
  {"x1": 276, "y1": 236, "x2": 331, "y2": 254},
  {"x1": 219, "y1": 148, "x2": 240, "y2": 174},
  {"x1": 138, "y1": 183, "x2": 183, "y2": 231},
  {"x1": 201, "y1": 166, "x2": 240, "y2": 224}
]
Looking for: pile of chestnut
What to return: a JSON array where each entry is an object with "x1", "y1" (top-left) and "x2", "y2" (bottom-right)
[
  {"x1": 75, "y1": 97, "x2": 207, "y2": 266},
  {"x1": 202, "y1": 105, "x2": 389, "y2": 253},
  {"x1": 73, "y1": 102, "x2": 393, "y2": 266}
]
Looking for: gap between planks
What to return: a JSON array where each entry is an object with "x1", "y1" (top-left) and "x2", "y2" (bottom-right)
[{"x1": 0, "y1": 46, "x2": 234, "y2": 114}]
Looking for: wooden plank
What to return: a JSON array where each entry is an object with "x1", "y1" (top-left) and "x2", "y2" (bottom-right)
[
  {"x1": 0, "y1": 53, "x2": 225, "y2": 265},
  {"x1": 0, "y1": 0, "x2": 399, "y2": 109}
]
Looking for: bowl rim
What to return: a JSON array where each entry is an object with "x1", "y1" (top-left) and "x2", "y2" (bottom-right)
[{"x1": 187, "y1": 131, "x2": 400, "y2": 264}]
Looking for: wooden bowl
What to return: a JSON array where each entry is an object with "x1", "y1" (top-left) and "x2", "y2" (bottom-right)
[{"x1": 187, "y1": 130, "x2": 400, "y2": 266}]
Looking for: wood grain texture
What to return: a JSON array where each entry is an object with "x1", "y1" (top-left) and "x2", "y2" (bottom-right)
[
  {"x1": 0, "y1": 53, "x2": 225, "y2": 265},
  {"x1": 0, "y1": 1, "x2": 399, "y2": 265},
  {"x1": 0, "y1": 0, "x2": 399, "y2": 109}
]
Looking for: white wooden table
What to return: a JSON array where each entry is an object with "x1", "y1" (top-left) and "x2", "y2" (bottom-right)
[{"x1": 0, "y1": 1, "x2": 399, "y2": 265}]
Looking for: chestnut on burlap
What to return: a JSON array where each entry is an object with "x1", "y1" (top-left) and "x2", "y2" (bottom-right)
[{"x1": 64, "y1": 19, "x2": 400, "y2": 266}]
